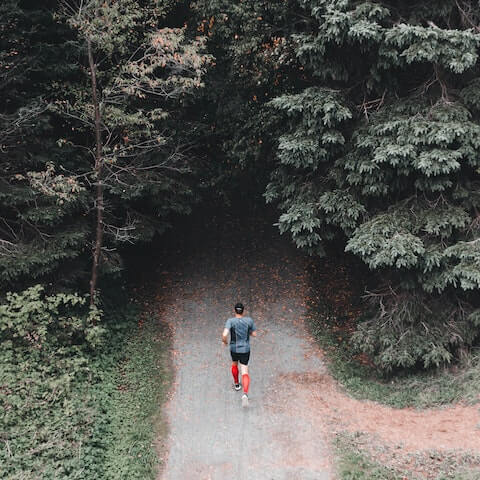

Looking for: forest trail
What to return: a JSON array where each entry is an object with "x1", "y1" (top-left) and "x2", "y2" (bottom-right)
[
  {"x1": 153, "y1": 219, "x2": 480, "y2": 480},
  {"x1": 156, "y1": 220, "x2": 332, "y2": 479}
]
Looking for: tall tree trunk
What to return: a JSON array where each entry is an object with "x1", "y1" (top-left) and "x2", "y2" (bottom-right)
[{"x1": 87, "y1": 37, "x2": 104, "y2": 306}]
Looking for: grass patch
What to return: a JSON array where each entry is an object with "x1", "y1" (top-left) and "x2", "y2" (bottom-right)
[
  {"x1": 101, "y1": 315, "x2": 172, "y2": 479},
  {"x1": 335, "y1": 433, "x2": 480, "y2": 480},
  {"x1": 308, "y1": 259, "x2": 480, "y2": 409},
  {"x1": 335, "y1": 434, "x2": 403, "y2": 480}
]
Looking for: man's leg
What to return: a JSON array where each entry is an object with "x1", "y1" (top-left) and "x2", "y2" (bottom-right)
[
  {"x1": 231, "y1": 361, "x2": 239, "y2": 386},
  {"x1": 240, "y1": 363, "x2": 250, "y2": 394},
  {"x1": 240, "y1": 361, "x2": 250, "y2": 407}
]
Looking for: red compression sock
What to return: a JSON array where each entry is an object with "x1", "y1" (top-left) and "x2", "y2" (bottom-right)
[
  {"x1": 242, "y1": 374, "x2": 250, "y2": 394},
  {"x1": 231, "y1": 364, "x2": 239, "y2": 384}
]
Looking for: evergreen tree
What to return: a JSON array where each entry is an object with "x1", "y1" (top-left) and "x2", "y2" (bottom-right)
[
  {"x1": 0, "y1": 0, "x2": 90, "y2": 290},
  {"x1": 265, "y1": 0, "x2": 480, "y2": 370}
]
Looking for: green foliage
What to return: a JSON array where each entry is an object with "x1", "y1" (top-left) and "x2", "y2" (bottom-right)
[
  {"x1": 0, "y1": 285, "x2": 170, "y2": 479},
  {"x1": 0, "y1": 285, "x2": 104, "y2": 478},
  {"x1": 265, "y1": 88, "x2": 354, "y2": 253},
  {"x1": 334, "y1": 432, "x2": 480, "y2": 480},
  {"x1": 188, "y1": 0, "x2": 305, "y2": 204},
  {"x1": 101, "y1": 318, "x2": 172, "y2": 479},
  {"x1": 335, "y1": 434, "x2": 403, "y2": 480},
  {"x1": 0, "y1": 284, "x2": 103, "y2": 347},
  {"x1": 346, "y1": 211, "x2": 425, "y2": 269},
  {"x1": 56, "y1": 0, "x2": 212, "y2": 254},
  {"x1": 307, "y1": 267, "x2": 480, "y2": 408},
  {"x1": 352, "y1": 292, "x2": 478, "y2": 370},
  {"x1": 265, "y1": 0, "x2": 480, "y2": 371},
  {"x1": 0, "y1": 1, "x2": 90, "y2": 290},
  {"x1": 0, "y1": 0, "x2": 211, "y2": 292},
  {"x1": 380, "y1": 24, "x2": 479, "y2": 73},
  {"x1": 444, "y1": 240, "x2": 480, "y2": 291},
  {"x1": 342, "y1": 101, "x2": 480, "y2": 196}
]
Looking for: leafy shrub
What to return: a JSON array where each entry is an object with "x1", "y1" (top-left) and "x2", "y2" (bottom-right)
[
  {"x1": 0, "y1": 285, "x2": 104, "y2": 478},
  {"x1": 352, "y1": 290, "x2": 480, "y2": 371},
  {"x1": 0, "y1": 284, "x2": 170, "y2": 479}
]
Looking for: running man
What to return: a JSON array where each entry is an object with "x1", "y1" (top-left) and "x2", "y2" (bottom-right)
[{"x1": 222, "y1": 302, "x2": 257, "y2": 407}]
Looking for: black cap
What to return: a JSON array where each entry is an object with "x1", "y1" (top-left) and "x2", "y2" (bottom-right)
[{"x1": 234, "y1": 302, "x2": 244, "y2": 314}]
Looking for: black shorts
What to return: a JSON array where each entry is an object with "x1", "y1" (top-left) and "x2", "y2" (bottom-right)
[{"x1": 230, "y1": 350, "x2": 250, "y2": 365}]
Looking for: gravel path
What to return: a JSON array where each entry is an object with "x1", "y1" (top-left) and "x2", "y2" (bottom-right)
[{"x1": 158, "y1": 222, "x2": 332, "y2": 480}]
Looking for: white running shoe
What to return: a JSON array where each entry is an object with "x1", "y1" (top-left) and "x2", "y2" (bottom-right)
[
  {"x1": 242, "y1": 394, "x2": 249, "y2": 408},
  {"x1": 233, "y1": 383, "x2": 241, "y2": 391}
]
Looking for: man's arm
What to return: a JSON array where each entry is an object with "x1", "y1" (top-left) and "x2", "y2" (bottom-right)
[
  {"x1": 250, "y1": 318, "x2": 257, "y2": 337},
  {"x1": 222, "y1": 318, "x2": 231, "y2": 345},
  {"x1": 222, "y1": 328, "x2": 230, "y2": 345}
]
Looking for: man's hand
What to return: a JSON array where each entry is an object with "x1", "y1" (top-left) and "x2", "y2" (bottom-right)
[{"x1": 222, "y1": 327, "x2": 229, "y2": 345}]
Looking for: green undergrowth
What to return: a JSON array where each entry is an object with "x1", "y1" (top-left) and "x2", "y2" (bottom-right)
[
  {"x1": 307, "y1": 262, "x2": 480, "y2": 409},
  {"x1": 0, "y1": 285, "x2": 171, "y2": 479},
  {"x1": 335, "y1": 433, "x2": 480, "y2": 480},
  {"x1": 335, "y1": 434, "x2": 403, "y2": 480},
  {"x1": 101, "y1": 301, "x2": 172, "y2": 479},
  {"x1": 308, "y1": 302, "x2": 480, "y2": 409}
]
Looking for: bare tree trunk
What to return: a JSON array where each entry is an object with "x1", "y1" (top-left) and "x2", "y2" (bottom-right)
[{"x1": 87, "y1": 37, "x2": 104, "y2": 306}]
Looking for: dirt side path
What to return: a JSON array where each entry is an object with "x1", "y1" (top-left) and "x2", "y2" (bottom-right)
[{"x1": 157, "y1": 225, "x2": 333, "y2": 480}]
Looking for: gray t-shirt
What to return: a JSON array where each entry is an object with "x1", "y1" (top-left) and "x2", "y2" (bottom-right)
[{"x1": 225, "y1": 316, "x2": 257, "y2": 353}]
